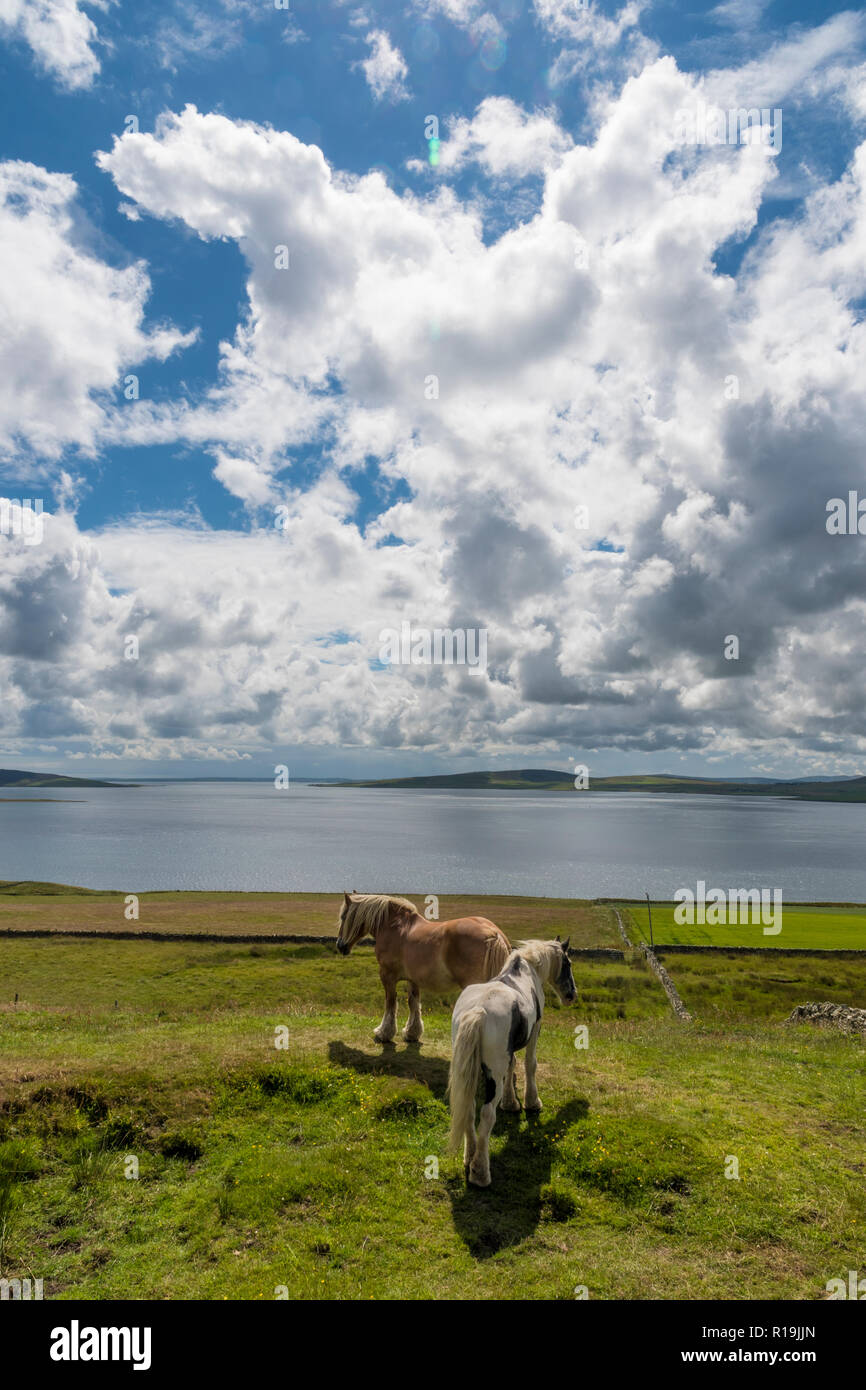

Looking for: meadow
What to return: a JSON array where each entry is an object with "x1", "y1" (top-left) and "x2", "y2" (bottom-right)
[
  {"x1": 621, "y1": 900, "x2": 866, "y2": 951},
  {"x1": 0, "y1": 885, "x2": 615, "y2": 946},
  {"x1": 0, "y1": 888, "x2": 863, "y2": 1301}
]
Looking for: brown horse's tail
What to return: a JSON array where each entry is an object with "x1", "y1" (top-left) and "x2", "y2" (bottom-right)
[{"x1": 483, "y1": 930, "x2": 511, "y2": 981}]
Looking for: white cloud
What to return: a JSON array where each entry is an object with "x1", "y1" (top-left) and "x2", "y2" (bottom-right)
[
  {"x1": 4, "y1": 18, "x2": 866, "y2": 768},
  {"x1": 412, "y1": 0, "x2": 485, "y2": 24},
  {"x1": 0, "y1": 0, "x2": 103, "y2": 89},
  {"x1": 0, "y1": 161, "x2": 194, "y2": 467},
  {"x1": 534, "y1": 0, "x2": 644, "y2": 44},
  {"x1": 151, "y1": 0, "x2": 304, "y2": 71},
  {"x1": 535, "y1": 0, "x2": 653, "y2": 89},
  {"x1": 358, "y1": 29, "x2": 409, "y2": 102},
  {"x1": 703, "y1": 10, "x2": 866, "y2": 109},
  {"x1": 709, "y1": 0, "x2": 770, "y2": 31},
  {"x1": 411, "y1": 97, "x2": 573, "y2": 178}
]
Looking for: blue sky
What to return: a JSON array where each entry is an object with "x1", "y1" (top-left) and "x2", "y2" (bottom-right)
[
  {"x1": 1, "y1": 0, "x2": 866, "y2": 779},
  {"x1": 1, "y1": 0, "x2": 853, "y2": 542}
]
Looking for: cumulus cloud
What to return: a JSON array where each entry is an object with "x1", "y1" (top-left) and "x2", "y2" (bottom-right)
[
  {"x1": 0, "y1": 161, "x2": 194, "y2": 467},
  {"x1": 3, "y1": 15, "x2": 866, "y2": 771},
  {"x1": 410, "y1": 97, "x2": 573, "y2": 178},
  {"x1": 535, "y1": 0, "x2": 655, "y2": 89},
  {"x1": 0, "y1": 0, "x2": 103, "y2": 89},
  {"x1": 357, "y1": 29, "x2": 409, "y2": 102}
]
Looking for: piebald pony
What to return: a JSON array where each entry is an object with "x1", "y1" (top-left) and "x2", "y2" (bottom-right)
[{"x1": 448, "y1": 938, "x2": 576, "y2": 1187}]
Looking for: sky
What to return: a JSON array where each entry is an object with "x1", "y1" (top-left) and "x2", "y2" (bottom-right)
[{"x1": 1, "y1": 0, "x2": 865, "y2": 781}]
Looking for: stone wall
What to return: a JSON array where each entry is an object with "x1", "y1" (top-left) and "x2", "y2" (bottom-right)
[{"x1": 787, "y1": 1001, "x2": 866, "y2": 1034}]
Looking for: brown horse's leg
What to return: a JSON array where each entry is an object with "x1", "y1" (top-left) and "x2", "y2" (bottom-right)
[
  {"x1": 373, "y1": 966, "x2": 398, "y2": 1043},
  {"x1": 402, "y1": 980, "x2": 423, "y2": 1043},
  {"x1": 502, "y1": 1055, "x2": 520, "y2": 1111}
]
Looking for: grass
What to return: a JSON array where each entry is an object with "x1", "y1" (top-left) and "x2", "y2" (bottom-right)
[
  {"x1": 653, "y1": 951, "x2": 866, "y2": 1019},
  {"x1": 0, "y1": 887, "x2": 616, "y2": 947},
  {"x1": 0, "y1": 939, "x2": 666, "y2": 1037},
  {"x1": 4, "y1": 883, "x2": 863, "y2": 952},
  {"x1": 0, "y1": 907, "x2": 864, "y2": 1300},
  {"x1": 621, "y1": 901, "x2": 866, "y2": 951}
]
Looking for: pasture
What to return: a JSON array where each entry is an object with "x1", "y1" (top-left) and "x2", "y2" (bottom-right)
[
  {"x1": 0, "y1": 891, "x2": 863, "y2": 1300},
  {"x1": 0, "y1": 885, "x2": 615, "y2": 946},
  {"x1": 653, "y1": 951, "x2": 866, "y2": 1019},
  {"x1": 621, "y1": 900, "x2": 866, "y2": 951}
]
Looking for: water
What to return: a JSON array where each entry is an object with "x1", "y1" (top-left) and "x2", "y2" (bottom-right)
[{"x1": 1, "y1": 782, "x2": 865, "y2": 900}]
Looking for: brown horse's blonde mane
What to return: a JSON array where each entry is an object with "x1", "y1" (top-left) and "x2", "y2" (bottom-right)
[{"x1": 338, "y1": 893, "x2": 419, "y2": 947}]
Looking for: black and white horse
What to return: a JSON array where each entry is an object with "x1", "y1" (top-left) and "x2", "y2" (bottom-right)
[{"x1": 447, "y1": 938, "x2": 577, "y2": 1187}]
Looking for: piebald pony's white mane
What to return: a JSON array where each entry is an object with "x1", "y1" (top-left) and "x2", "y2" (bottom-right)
[
  {"x1": 338, "y1": 893, "x2": 419, "y2": 947},
  {"x1": 510, "y1": 939, "x2": 565, "y2": 983}
]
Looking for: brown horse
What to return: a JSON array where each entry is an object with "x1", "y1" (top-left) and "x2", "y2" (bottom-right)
[{"x1": 336, "y1": 892, "x2": 511, "y2": 1044}]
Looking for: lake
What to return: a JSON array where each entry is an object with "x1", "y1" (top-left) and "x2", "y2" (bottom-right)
[{"x1": 1, "y1": 782, "x2": 865, "y2": 901}]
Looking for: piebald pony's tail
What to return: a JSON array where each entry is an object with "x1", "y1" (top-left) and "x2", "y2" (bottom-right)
[{"x1": 448, "y1": 1007, "x2": 486, "y2": 1153}]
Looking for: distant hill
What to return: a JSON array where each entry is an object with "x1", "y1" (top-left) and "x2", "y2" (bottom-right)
[
  {"x1": 327, "y1": 769, "x2": 866, "y2": 801},
  {"x1": 0, "y1": 768, "x2": 131, "y2": 789}
]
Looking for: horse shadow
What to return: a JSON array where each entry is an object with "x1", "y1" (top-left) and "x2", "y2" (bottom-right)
[
  {"x1": 327, "y1": 1039, "x2": 450, "y2": 1100},
  {"x1": 446, "y1": 1097, "x2": 589, "y2": 1259},
  {"x1": 328, "y1": 1042, "x2": 588, "y2": 1258}
]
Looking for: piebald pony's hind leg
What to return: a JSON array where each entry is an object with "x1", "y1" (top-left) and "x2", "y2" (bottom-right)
[
  {"x1": 501, "y1": 1055, "x2": 520, "y2": 1111},
  {"x1": 463, "y1": 1123, "x2": 477, "y2": 1173},
  {"x1": 373, "y1": 967, "x2": 399, "y2": 1043},
  {"x1": 523, "y1": 1020, "x2": 543, "y2": 1111},
  {"x1": 468, "y1": 1063, "x2": 503, "y2": 1188},
  {"x1": 402, "y1": 981, "x2": 423, "y2": 1043}
]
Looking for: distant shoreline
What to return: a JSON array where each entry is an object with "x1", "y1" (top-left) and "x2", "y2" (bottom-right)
[
  {"x1": 3, "y1": 882, "x2": 866, "y2": 909},
  {"x1": 315, "y1": 771, "x2": 866, "y2": 803},
  {"x1": 4, "y1": 764, "x2": 866, "y2": 801}
]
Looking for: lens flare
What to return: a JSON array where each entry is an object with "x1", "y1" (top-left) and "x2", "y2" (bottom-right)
[
  {"x1": 412, "y1": 23, "x2": 440, "y2": 60},
  {"x1": 480, "y1": 36, "x2": 507, "y2": 71}
]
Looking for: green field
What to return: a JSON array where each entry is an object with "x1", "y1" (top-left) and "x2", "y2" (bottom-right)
[
  {"x1": 653, "y1": 950, "x2": 866, "y2": 1019},
  {"x1": 0, "y1": 891, "x2": 864, "y2": 1300},
  {"x1": 0, "y1": 885, "x2": 616, "y2": 946},
  {"x1": 621, "y1": 901, "x2": 866, "y2": 951}
]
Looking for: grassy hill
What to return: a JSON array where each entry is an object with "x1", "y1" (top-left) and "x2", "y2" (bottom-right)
[
  {"x1": 329, "y1": 769, "x2": 866, "y2": 801},
  {"x1": 0, "y1": 911, "x2": 862, "y2": 1299},
  {"x1": 0, "y1": 768, "x2": 130, "y2": 789}
]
